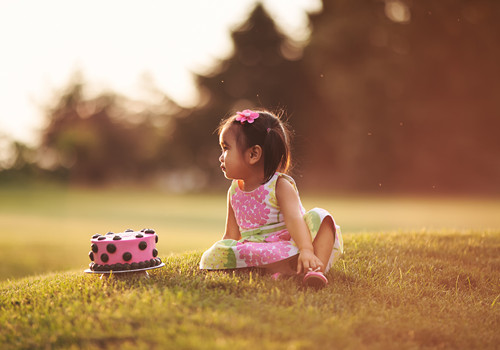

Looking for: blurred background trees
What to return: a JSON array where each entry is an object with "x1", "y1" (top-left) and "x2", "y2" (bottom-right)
[
  {"x1": 301, "y1": 0, "x2": 500, "y2": 193},
  {"x1": 1, "y1": 0, "x2": 499, "y2": 194},
  {"x1": 38, "y1": 75, "x2": 181, "y2": 185},
  {"x1": 167, "y1": 4, "x2": 316, "y2": 187}
]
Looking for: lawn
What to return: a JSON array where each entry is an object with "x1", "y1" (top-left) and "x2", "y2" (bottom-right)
[
  {"x1": 0, "y1": 185, "x2": 499, "y2": 349},
  {"x1": 1, "y1": 231, "x2": 498, "y2": 349},
  {"x1": 1, "y1": 184, "x2": 499, "y2": 281}
]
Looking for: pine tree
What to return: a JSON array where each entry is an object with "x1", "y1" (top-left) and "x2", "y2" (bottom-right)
[{"x1": 168, "y1": 3, "x2": 316, "y2": 187}]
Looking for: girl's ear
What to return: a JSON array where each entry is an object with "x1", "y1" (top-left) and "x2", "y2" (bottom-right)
[{"x1": 247, "y1": 145, "x2": 263, "y2": 165}]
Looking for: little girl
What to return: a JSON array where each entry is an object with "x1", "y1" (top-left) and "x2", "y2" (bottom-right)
[{"x1": 199, "y1": 109, "x2": 343, "y2": 288}]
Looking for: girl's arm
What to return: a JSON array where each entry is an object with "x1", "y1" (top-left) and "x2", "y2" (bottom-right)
[
  {"x1": 276, "y1": 177, "x2": 323, "y2": 274},
  {"x1": 222, "y1": 191, "x2": 241, "y2": 240}
]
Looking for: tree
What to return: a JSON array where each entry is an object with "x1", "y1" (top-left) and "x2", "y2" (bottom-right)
[
  {"x1": 168, "y1": 3, "x2": 317, "y2": 187},
  {"x1": 40, "y1": 76, "x2": 176, "y2": 184},
  {"x1": 302, "y1": 0, "x2": 500, "y2": 193},
  {"x1": 0, "y1": 134, "x2": 44, "y2": 184}
]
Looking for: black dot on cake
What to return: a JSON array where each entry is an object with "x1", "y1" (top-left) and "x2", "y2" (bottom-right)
[
  {"x1": 97, "y1": 236, "x2": 106, "y2": 241},
  {"x1": 92, "y1": 234, "x2": 101, "y2": 239},
  {"x1": 91, "y1": 243, "x2": 98, "y2": 253},
  {"x1": 123, "y1": 252, "x2": 132, "y2": 261},
  {"x1": 152, "y1": 248, "x2": 158, "y2": 257},
  {"x1": 144, "y1": 229, "x2": 155, "y2": 234},
  {"x1": 138, "y1": 241, "x2": 147, "y2": 250},
  {"x1": 106, "y1": 244, "x2": 117, "y2": 253},
  {"x1": 135, "y1": 233, "x2": 144, "y2": 238},
  {"x1": 106, "y1": 232, "x2": 114, "y2": 235},
  {"x1": 155, "y1": 235, "x2": 158, "y2": 243},
  {"x1": 125, "y1": 229, "x2": 134, "y2": 232},
  {"x1": 113, "y1": 235, "x2": 122, "y2": 241},
  {"x1": 89, "y1": 251, "x2": 94, "y2": 261},
  {"x1": 101, "y1": 253, "x2": 109, "y2": 263}
]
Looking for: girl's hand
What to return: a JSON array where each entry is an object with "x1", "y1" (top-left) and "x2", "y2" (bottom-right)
[{"x1": 297, "y1": 249, "x2": 324, "y2": 274}]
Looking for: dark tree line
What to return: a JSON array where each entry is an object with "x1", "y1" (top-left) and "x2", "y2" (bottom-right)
[
  {"x1": 301, "y1": 0, "x2": 500, "y2": 193},
  {"x1": 2, "y1": 1, "x2": 499, "y2": 194}
]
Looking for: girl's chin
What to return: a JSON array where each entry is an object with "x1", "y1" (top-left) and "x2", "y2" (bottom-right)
[{"x1": 222, "y1": 171, "x2": 234, "y2": 180}]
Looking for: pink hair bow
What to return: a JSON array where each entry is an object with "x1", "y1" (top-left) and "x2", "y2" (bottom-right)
[{"x1": 236, "y1": 109, "x2": 259, "y2": 124}]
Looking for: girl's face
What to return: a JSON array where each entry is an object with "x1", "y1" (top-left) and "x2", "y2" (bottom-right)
[{"x1": 219, "y1": 125, "x2": 248, "y2": 180}]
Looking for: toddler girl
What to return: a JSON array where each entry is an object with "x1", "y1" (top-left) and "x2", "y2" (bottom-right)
[{"x1": 199, "y1": 109, "x2": 343, "y2": 288}]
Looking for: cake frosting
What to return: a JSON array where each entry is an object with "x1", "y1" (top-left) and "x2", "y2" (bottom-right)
[{"x1": 88, "y1": 228, "x2": 162, "y2": 272}]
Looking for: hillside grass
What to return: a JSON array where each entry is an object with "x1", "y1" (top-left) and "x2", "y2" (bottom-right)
[{"x1": 1, "y1": 230, "x2": 499, "y2": 350}]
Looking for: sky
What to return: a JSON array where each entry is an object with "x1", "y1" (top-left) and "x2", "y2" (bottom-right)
[{"x1": 0, "y1": 0, "x2": 321, "y2": 147}]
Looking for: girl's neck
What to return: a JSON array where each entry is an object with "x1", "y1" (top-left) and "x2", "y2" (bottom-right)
[{"x1": 238, "y1": 172, "x2": 266, "y2": 192}]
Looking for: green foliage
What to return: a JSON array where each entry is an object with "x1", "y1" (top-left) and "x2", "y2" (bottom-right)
[{"x1": 1, "y1": 231, "x2": 499, "y2": 349}]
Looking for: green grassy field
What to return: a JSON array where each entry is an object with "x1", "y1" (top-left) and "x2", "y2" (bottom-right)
[
  {"x1": 0, "y1": 185, "x2": 499, "y2": 349},
  {"x1": 1, "y1": 232, "x2": 499, "y2": 349},
  {"x1": 1, "y1": 184, "x2": 499, "y2": 281}
]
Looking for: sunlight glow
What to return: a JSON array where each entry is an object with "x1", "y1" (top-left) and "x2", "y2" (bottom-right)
[
  {"x1": 385, "y1": 0, "x2": 411, "y2": 24},
  {"x1": 0, "y1": 0, "x2": 321, "y2": 145}
]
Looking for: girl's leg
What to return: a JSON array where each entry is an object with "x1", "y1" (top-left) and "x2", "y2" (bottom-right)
[
  {"x1": 266, "y1": 218, "x2": 335, "y2": 276},
  {"x1": 263, "y1": 255, "x2": 298, "y2": 275},
  {"x1": 312, "y1": 217, "x2": 335, "y2": 272}
]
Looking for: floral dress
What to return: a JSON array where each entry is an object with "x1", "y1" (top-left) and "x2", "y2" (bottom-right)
[{"x1": 199, "y1": 173, "x2": 343, "y2": 272}]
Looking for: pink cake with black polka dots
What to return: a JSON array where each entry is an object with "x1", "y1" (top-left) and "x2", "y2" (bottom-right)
[{"x1": 88, "y1": 228, "x2": 162, "y2": 272}]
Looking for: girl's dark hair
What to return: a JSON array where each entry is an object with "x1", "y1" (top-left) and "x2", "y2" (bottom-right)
[{"x1": 218, "y1": 110, "x2": 292, "y2": 183}]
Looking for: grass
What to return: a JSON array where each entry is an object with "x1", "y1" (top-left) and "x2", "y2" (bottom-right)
[
  {"x1": 1, "y1": 184, "x2": 500, "y2": 281},
  {"x1": 0, "y1": 185, "x2": 224, "y2": 280},
  {"x1": 1, "y1": 231, "x2": 499, "y2": 349},
  {"x1": 1, "y1": 185, "x2": 499, "y2": 349}
]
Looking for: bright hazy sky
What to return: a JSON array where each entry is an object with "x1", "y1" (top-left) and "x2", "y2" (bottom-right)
[{"x1": 0, "y1": 0, "x2": 321, "y2": 146}]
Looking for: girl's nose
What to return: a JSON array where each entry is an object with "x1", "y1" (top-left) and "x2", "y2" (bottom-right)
[{"x1": 219, "y1": 153, "x2": 224, "y2": 162}]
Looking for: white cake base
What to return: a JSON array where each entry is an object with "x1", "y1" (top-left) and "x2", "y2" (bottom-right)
[{"x1": 84, "y1": 262, "x2": 165, "y2": 275}]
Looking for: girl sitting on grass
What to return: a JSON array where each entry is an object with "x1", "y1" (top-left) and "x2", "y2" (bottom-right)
[{"x1": 199, "y1": 109, "x2": 343, "y2": 288}]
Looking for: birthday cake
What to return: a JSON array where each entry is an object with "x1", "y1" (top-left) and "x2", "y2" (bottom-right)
[{"x1": 88, "y1": 228, "x2": 162, "y2": 272}]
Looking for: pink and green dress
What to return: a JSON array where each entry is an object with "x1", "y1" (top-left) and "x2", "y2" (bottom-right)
[{"x1": 199, "y1": 173, "x2": 343, "y2": 272}]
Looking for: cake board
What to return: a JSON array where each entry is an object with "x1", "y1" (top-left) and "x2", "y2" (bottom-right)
[{"x1": 84, "y1": 263, "x2": 165, "y2": 279}]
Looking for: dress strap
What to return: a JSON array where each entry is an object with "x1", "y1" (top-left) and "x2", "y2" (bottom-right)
[{"x1": 276, "y1": 172, "x2": 299, "y2": 193}]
